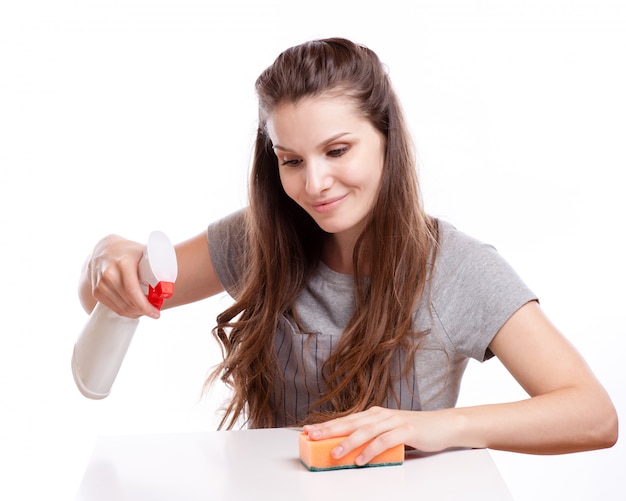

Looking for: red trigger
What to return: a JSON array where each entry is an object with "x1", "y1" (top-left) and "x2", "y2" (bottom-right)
[{"x1": 147, "y1": 281, "x2": 174, "y2": 310}]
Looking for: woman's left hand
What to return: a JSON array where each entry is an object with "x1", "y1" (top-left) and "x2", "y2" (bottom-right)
[{"x1": 303, "y1": 406, "x2": 456, "y2": 466}]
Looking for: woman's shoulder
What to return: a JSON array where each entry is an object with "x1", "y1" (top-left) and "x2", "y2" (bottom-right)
[
  {"x1": 427, "y1": 218, "x2": 537, "y2": 360},
  {"x1": 434, "y1": 219, "x2": 497, "y2": 262},
  {"x1": 430, "y1": 217, "x2": 525, "y2": 294},
  {"x1": 208, "y1": 207, "x2": 248, "y2": 232},
  {"x1": 206, "y1": 208, "x2": 250, "y2": 295}
]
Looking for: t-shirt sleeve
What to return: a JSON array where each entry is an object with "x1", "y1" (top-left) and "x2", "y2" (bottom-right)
[
  {"x1": 206, "y1": 209, "x2": 248, "y2": 298},
  {"x1": 430, "y1": 223, "x2": 538, "y2": 362}
]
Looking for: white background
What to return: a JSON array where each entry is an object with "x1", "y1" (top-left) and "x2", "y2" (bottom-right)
[{"x1": 1, "y1": 1, "x2": 624, "y2": 499}]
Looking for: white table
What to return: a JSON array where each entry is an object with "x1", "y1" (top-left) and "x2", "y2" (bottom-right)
[{"x1": 75, "y1": 428, "x2": 514, "y2": 500}]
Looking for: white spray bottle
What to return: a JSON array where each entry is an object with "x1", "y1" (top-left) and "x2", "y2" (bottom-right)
[{"x1": 72, "y1": 231, "x2": 178, "y2": 399}]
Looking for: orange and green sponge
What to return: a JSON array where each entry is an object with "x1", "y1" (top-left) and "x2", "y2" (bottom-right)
[{"x1": 299, "y1": 432, "x2": 404, "y2": 471}]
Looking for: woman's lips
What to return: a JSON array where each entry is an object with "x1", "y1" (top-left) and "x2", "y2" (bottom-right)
[{"x1": 310, "y1": 194, "x2": 348, "y2": 213}]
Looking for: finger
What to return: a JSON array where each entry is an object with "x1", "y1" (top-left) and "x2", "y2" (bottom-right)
[
  {"x1": 94, "y1": 262, "x2": 156, "y2": 318},
  {"x1": 301, "y1": 408, "x2": 383, "y2": 461},
  {"x1": 353, "y1": 428, "x2": 406, "y2": 466},
  {"x1": 93, "y1": 281, "x2": 142, "y2": 318},
  {"x1": 330, "y1": 408, "x2": 403, "y2": 462},
  {"x1": 303, "y1": 410, "x2": 370, "y2": 440},
  {"x1": 119, "y1": 261, "x2": 160, "y2": 318}
]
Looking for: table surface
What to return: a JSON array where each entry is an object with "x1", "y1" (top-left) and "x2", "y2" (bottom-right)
[{"x1": 75, "y1": 428, "x2": 514, "y2": 501}]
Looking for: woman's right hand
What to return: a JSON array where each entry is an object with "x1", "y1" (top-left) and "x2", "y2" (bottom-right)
[{"x1": 78, "y1": 235, "x2": 160, "y2": 319}]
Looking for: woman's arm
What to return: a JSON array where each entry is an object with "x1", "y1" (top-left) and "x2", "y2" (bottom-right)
[
  {"x1": 458, "y1": 300, "x2": 617, "y2": 454},
  {"x1": 78, "y1": 231, "x2": 224, "y2": 318},
  {"x1": 303, "y1": 301, "x2": 618, "y2": 464}
]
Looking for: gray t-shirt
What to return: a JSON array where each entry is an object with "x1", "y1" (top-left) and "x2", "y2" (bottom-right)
[{"x1": 207, "y1": 210, "x2": 537, "y2": 426}]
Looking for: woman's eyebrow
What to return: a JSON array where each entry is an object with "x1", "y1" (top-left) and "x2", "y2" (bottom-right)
[
  {"x1": 273, "y1": 132, "x2": 351, "y2": 153},
  {"x1": 319, "y1": 132, "x2": 351, "y2": 148}
]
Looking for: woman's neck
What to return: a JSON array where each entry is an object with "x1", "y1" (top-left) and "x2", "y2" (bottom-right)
[{"x1": 322, "y1": 230, "x2": 370, "y2": 275}]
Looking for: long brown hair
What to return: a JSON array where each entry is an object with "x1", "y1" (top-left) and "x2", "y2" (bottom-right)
[{"x1": 208, "y1": 38, "x2": 439, "y2": 429}]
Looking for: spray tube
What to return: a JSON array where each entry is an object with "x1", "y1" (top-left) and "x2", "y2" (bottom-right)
[{"x1": 72, "y1": 231, "x2": 178, "y2": 399}]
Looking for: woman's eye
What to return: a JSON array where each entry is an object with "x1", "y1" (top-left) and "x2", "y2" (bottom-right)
[
  {"x1": 327, "y1": 146, "x2": 348, "y2": 158},
  {"x1": 281, "y1": 158, "x2": 302, "y2": 166}
]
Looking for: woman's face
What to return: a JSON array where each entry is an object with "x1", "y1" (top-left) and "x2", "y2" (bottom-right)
[{"x1": 266, "y1": 94, "x2": 385, "y2": 239}]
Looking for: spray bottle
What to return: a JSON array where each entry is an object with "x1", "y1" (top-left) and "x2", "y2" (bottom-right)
[{"x1": 71, "y1": 231, "x2": 178, "y2": 399}]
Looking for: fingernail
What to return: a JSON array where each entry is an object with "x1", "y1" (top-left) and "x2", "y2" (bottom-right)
[
  {"x1": 332, "y1": 446, "x2": 343, "y2": 459},
  {"x1": 309, "y1": 429, "x2": 321, "y2": 439},
  {"x1": 355, "y1": 454, "x2": 365, "y2": 465}
]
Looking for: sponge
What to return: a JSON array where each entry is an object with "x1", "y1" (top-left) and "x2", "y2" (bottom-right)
[{"x1": 299, "y1": 432, "x2": 404, "y2": 471}]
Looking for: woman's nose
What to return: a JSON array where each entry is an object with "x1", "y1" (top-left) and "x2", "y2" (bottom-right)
[{"x1": 305, "y1": 160, "x2": 332, "y2": 195}]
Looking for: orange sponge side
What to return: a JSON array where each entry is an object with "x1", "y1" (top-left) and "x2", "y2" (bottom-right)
[{"x1": 299, "y1": 432, "x2": 404, "y2": 471}]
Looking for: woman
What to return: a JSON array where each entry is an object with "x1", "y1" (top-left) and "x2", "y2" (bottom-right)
[{"x1": 79, "y1": 38, "x2": 617, "y2": 466}]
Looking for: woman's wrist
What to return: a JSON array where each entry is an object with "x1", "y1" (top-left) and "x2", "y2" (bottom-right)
[{"x1": 439, "y1": 407, "x2": 486, "y2": 451}]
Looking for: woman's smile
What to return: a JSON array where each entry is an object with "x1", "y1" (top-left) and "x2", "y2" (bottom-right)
[{"x1": 310, "y1": 194, "x2": 349, "y2": 213}]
